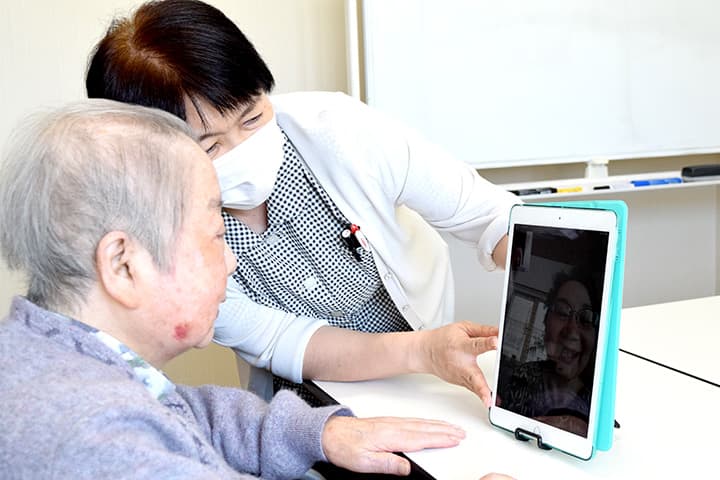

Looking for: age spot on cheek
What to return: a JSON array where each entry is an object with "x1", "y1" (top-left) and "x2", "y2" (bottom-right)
[{"x1": 174, "y1": 324, "x2": 189, "y2": 340}]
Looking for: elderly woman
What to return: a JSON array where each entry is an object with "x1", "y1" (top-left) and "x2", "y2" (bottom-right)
[{"x1": 0, "y1": 100, "x2": 479, "y2": 478}]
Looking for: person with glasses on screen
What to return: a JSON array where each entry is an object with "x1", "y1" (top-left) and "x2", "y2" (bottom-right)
[{"x1": 496, "y1": 268, "x2": 600, "y2": 437}]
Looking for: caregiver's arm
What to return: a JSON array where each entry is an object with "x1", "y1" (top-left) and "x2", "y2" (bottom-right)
[
  {"x1": 215, "y1": 279, "x2": 498, "y2": 405},
  {"x1": 304, "y1": 321, "x2": 498, "y2": 407}
]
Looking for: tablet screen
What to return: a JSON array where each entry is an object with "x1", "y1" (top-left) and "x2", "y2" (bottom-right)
[{"x1": 495, "y1": 223, "x2": 609, "y2": 439}]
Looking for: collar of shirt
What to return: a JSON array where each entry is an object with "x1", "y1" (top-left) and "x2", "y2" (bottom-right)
[
  {"x1": 11, "y1": 297, "x2": 176, "y2": 402},
  {"x1": 92, "y1": 329, "x2": 176, "y2": 402},
  {"x1": 266, "y1": 131, "x2": 313, "y2": 226}
]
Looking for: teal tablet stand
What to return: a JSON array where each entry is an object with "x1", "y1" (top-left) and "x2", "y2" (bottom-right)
[{"x1": 529, "y1": 200, "x2": 627, "y2": 456}]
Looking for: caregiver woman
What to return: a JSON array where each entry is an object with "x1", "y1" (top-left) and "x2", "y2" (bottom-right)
[{"x1": 86, "y1": 0, "x2": 520, "y2": 402}]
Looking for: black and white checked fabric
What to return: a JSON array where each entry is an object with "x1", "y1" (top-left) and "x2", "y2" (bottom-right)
[
  {"x1": 223, "y1": 130, "x2": 411, "y2": 401},
  {"x1": 223, "y1": 130, "x2": 410, "y2": 334}
]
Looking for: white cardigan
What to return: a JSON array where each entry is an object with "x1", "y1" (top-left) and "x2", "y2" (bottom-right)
[{"x1": 213, "y1": 91, "x2": 520, "y2": 382}]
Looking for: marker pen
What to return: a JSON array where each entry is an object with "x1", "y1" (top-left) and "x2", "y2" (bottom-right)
[
  {"x1": 630, "y1": 177, "x2": 682, "y2": 187},
  {"x1": 556, "y1": 186, "x2": 583, "y2": 193},
  {"x1": 592, "y1": 182, "x2": 634, "y2": 191},
  {"x1": 509, "y1": 187, "x2": 558, "y2": 196}
]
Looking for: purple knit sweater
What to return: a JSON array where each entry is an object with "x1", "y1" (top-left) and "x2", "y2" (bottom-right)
[{"x1": 0, "y1": 297, "x2": 352, "y2": 479}]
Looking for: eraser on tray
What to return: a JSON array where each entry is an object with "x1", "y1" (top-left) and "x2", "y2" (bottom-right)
[{"x1": 681, "y1": 164, "x2": 720, "y2": 182}]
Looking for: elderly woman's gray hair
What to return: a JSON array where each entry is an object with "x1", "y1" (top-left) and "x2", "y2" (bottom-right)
[{"x1": 0, "y1": 99, "x2": 196, "y2": 311}]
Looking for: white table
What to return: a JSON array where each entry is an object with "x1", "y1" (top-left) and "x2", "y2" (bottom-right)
[
  {"x1": 620, "y1": 296, "x2": 720, "y2": 386},
  {"x1": 316, "y1": 350, "x2": 719, "y2": 479}
]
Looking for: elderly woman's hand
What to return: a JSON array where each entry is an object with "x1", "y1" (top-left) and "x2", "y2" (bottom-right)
[{"x1": 321, "y1": 415, "x2": 465, "y2": 475}]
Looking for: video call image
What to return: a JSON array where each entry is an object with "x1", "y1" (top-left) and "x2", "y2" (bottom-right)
[{"x1": 495, "y1": 224, "x2": 609, "y2": 438}]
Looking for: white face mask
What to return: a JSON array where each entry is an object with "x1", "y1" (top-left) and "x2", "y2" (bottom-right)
[{"x1": 212, "y1": 116, "x2": 285, "y2": 210}]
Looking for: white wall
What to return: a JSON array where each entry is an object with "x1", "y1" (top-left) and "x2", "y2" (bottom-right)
[{"x1": 717, "y1": 188, "x2": 720, "y2": 292}]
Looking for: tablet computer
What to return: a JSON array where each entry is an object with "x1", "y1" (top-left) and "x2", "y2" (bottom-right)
[{"x1": 489, "y1": 204, "x2": 618, "y2": 460}]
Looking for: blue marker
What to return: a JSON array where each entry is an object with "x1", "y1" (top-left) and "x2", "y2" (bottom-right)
[{"x1": 630, "y1": 177, "x2": 682, "y2": 187}]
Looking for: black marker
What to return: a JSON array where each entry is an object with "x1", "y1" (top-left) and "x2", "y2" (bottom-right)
[{"x1": 509, "y1": 187, "x2": 557, "y2": 196}]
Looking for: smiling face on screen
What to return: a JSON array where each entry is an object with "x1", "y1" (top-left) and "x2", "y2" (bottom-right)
[{"x1": 544, "y1": 280, "x2": 598, "y2": 381}]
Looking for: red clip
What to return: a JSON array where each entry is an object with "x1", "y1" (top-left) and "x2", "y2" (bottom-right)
[{"x1": 350, "y1": 224, "x2": 360, "y2": 234}]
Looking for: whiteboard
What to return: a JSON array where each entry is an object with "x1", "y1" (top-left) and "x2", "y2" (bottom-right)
[{"x1": 360, "y1": 0, "x2": 720, "y2": 168}]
